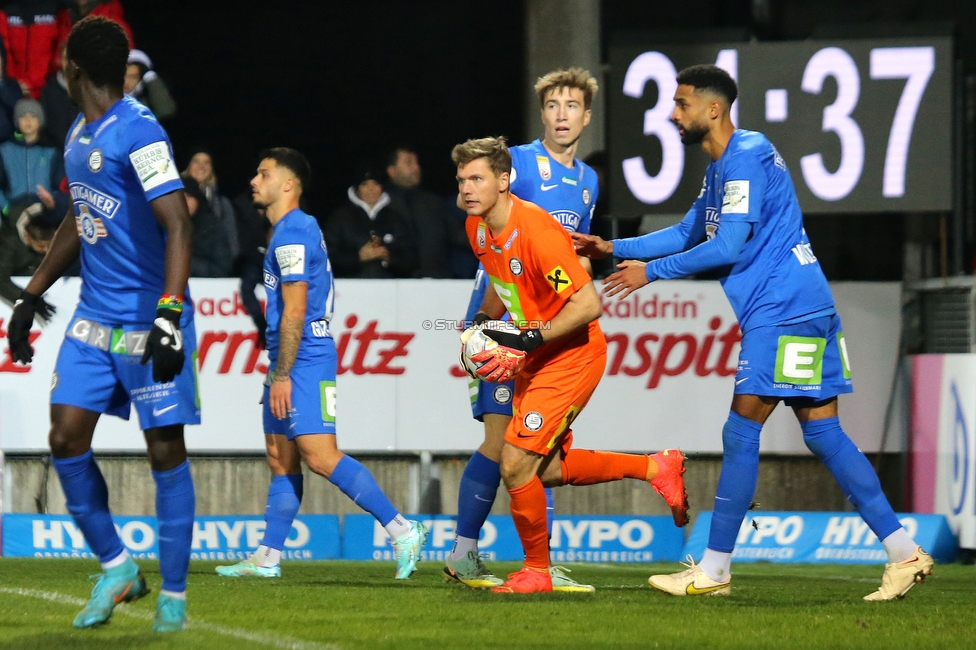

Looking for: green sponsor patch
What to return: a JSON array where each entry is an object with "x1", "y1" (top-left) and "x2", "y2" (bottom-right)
[
  {"x1": 488, "y1": 275, "x2": 526, "y2": 323},
  {"x1": 110, "y1": 329, "x2": 126, "y2": 354},
  {"x1": 774, "y1": 335, "x2": 826, "y2": 385},
  {"x1": 838, "y1": 332, "x2": 852, "y2": 380},
  {"x1": 320, "y1": 380, "x2": 336, "y2": 423}
]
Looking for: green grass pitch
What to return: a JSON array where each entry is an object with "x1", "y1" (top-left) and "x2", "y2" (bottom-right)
[{"x1": 0, "y1": 558, "x2": 971, "y2": 649}]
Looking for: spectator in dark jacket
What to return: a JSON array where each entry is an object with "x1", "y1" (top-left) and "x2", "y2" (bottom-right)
[
  {"x1": 39, "y1": 42, "x2": 77, "y2": 146},
  {"x1": 323, "y1": 165, "x2": 418, "y2": 278},
  {"x1": 181, "y1": 173, "x2": 232, "y2": 277},
  {"x1": 0, "y1": 98, "x2": 64, "y2": 217},
  {"x1": 123, "y1": 49, "x2": 177, "y2": 122},
  {"x1": 233, "y1": 190, "x2": 269, "y2": 348},
  {"x1": 0, "y1": 1, "x2": 69, "y2": 98},
  {"x1": 183, "y1": 147, "x2": 237, "y2": 260},
  {"x1": 385, "y1": 145, "x2": 466, "y2": 278},
  {"x1": 0, "y1": 45, "x2": 26, "y2": 142}
]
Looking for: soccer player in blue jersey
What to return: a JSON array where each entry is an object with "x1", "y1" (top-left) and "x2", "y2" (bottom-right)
[
  {"x1": 573, "y1": 64, "x2": 932, "y2": 601},
  {"x1": 447, "y1": 68, "x2": 630, "y2": 592},
  {"x1": 5, "y1": 16, "x2": 197, "y2": 631},
  {"x1": 215, "y1": 149, "x2": 428, "y2": 580}
]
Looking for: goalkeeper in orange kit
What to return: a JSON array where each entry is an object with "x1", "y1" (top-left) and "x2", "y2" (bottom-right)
[{"x1": 454, "y1": 136, "x2": 690, "y2": 593}]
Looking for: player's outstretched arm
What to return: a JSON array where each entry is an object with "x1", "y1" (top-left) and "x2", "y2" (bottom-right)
[{"x1": 270, "y1": 280, "x2": 307, "y2": 419}]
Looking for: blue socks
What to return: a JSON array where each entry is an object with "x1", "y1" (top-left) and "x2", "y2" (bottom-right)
[
  {"x1": 801, "y1": 417, "x2": 901, "y2": 540},
  {"x1": 329, "y1": 455, "x2": 398, "y2": 526},
  {"x1": 52, "y1": 450, "x2": 125, "y2": 563},
  {"x1": 708, "y1": 412, "x2": 762, "y2": 553},
  {"x1": 262, "y1": 474, "x2": 304, "y2": 551},
  {"x1": 455, "y1": 451, "x2": 501, "y2": 539},
  {"x1": 545, "y1": 487, "x2": 555, "y2": 539},
  {"x1": 153, "y1": 460, "x2": 195, "y2": 593}
]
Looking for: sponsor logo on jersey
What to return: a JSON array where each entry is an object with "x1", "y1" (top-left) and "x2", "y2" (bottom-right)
[
  {"x1": 130, "y1": 141, "x2": 180, "y2": 193},
  {"x1": 561, "y1": 176, "x2": 577, "y2": 186},
  {"x1": 551, "y1": 210, "x2": 581, "y2": 231},
  {"x1": 67, "y1": 119, "x2": 86, "y2": 146},
  {"x1": 536, "y1": 155, "x2": 552, "y2": 181},
  {"x1": 79, "y1": 136, "x2": 91, "y2": 145},
  {"x1": 92, "y1": 115, "x2": 118, "y2": 139},
  {"x1": 87, "y1": 149, "x2": 103, "y2": 173},
  {"x1": 540, "y1": 183, "x2": 557, "y2": 191},
  {"x1": 545, "y1": 266, "x2": 573, "y2": 294},
  {"x1": 772, "y1": 146, "x2": 787, "y2": 171},
  {"x1": 477, "y1": 223, "x2": 486, "y2": 248},
  {"x1": 69, "y1": 183, "x2": 121, "y2": 220},
  {"x1": 721, "y1": 180, "x2": 750, "y2": 214},
  {"x1": 509, "y1": 257, "x2": 523, "y2": 276},
  {"x1": 582, "y1": 188, "x2": 591, "y2": 205},
  {"x1": 524, "y1": 411, "x2": 544, "y2": 431},
  {"x1": 51, "y1": 372, "x2": 58, "y2": 392},
  {"x1": 503, "y1": 228, "x2": 519, "y2": 250},
  {"x1": 264, "y1": 271, "x2": 279, "y2": 291},
  {"x1": 275, "y1": 244, "x2": 306, "y2": 276},
  {"x1": 493, "y1": 385, "x2": 512, "y2": 405},
  {"x1": 490, "y1": 244, "x2": 503, "y2": 254},
  {"x1": 704, "y1": 207, "x2": 720, "y2": 240},
  {"x1": 75, "y1": 205, "x2": 107, "y2": 244}
]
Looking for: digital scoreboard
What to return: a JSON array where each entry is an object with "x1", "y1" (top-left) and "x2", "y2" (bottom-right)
[{"x1": 609, "y1": 38, "x2": 954, "y2": 214}]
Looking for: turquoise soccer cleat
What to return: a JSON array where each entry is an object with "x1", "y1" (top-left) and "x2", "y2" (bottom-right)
[
  {"x1": 392, "y1": 521, "x2": 428, "y2": 579},
  {"x1": 215, "y1": 557, "x2": 282, "y2": 578},
  {"x1": 72, "y1": 558, "x2": 150, "y2": 629},
  {"x1": 152, "y1": 593, "x2": 187, "y2": 633}
]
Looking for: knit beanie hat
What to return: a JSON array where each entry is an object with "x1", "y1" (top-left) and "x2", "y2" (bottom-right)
[{"x1": 14, "y1": 98, "x2": 44, "y2": 127}]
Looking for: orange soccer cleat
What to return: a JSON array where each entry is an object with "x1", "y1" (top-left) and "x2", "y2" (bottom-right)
[
  {"x1": 491, "y1": 568, "x2": 553, "y2": 594},
  {"x1": 650, "y1": 449, "x2": 690, "y2": 527}
]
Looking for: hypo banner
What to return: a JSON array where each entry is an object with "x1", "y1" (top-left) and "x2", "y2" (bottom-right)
[
  {"x1": 1, "y1": 514, "x2": 340, "y2": 560},
  {"x1": 682, "y1": 512, "x2": 957, "y2": 564},
  {"x1": 341, "y1": 514, "x2": 685, "y2": 563},
  {"x1": 0, "y1": 279, "x2": 900, "y2": 454}
]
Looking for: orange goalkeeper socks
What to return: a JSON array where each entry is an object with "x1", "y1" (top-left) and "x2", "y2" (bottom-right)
[
  {"x1": 560, "y1": 449, "x2": 651, "y2": 486},
  {"x1": 507, "y1": 476, "x2": 550, "y2": 571}
]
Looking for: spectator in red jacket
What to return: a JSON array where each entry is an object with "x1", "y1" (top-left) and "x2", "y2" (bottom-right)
[
  {"x1": 62, "y1": 1, "x2": 132, "y2": 46},
  {"x1": 0, "y1": 1, "x2": 69, "y2": 99}
]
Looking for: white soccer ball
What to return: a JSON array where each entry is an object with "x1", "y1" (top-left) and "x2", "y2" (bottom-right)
[{"x1": 461, "y1": 320, "x2": 522, "y2": 381}]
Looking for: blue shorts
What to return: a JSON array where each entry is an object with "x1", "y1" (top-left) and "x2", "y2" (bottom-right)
[
  {"x1": 263, "y1": 351, "x2": 337, "y2": 439},
  {"x1": 470, "y1": 376, "x2": 514, "y2": 421},
  {"x1": 734, "y1": 313, "x2": 853, "y2": 402},
  {"x1": 51, "y1": 315, "x2": 201, "y2": 430}
]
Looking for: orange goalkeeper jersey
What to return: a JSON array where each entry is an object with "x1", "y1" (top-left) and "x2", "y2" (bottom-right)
[{"x1": 465, "y1": 195, "x2": 606, "y2": 374}]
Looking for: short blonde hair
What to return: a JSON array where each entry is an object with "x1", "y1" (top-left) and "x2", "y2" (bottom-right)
[
  {"x1": 535, "y1": 67, "x2": 599, "y2": 109},
  {"x1": 451, "y1": 136, "x2": 512, "y2": 178}
]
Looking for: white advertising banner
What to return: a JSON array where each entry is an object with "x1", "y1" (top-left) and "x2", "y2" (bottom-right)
[{"x1": 0, "y1": 279, "x2": 900, "y2": 454}]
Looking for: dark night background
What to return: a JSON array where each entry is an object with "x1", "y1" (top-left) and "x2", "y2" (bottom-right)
[{"x1": 122, "y1": 0, "x2": 976, "y2": 278}]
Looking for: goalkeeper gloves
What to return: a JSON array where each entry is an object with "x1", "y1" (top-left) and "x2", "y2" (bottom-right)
[
  {"x1": 470, "y1": 327, "x2": 545, "y2": 383},
  {"x1": 7, "y1": 290, "x2": 41, "y2": 364},
  {"x1": 140, "y1": 295, "x2": 185, "y2": 383}
]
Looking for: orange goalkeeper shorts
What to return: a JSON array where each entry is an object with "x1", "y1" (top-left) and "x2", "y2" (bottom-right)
[{"x1": 505, "y1": 350, "x2": 607, "y2": 456}]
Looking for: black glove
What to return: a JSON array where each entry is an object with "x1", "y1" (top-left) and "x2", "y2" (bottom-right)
[
  {"x1": 35, "y1": 296, "x2": 56, "y2": 324},
  {"x1": 7, "y1": 290, "x2": 39, "y2": 364},
  {"x1": 253, "y1": 312, "x2": 268, "y2": 350},
  {"x1": 470, "y1": 312, "x2": 490, "y2": 328},
  {"x1": 483, "y1": 327, "x2": 545, "y2": 353},
  {"x1": 140, "y1": 308, "x2": 185, "y2": 383}
]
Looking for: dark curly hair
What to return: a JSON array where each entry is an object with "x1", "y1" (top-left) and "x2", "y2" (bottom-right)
[
  {"x1": 676, "y1": 64, "x2": 738, "y2": 106},
  {"x1": 259, "y1": 148, "x2": 312, "y2": 193},
  {"x1": 66, "y1": 15, "x2": 128, "y2": 89}
]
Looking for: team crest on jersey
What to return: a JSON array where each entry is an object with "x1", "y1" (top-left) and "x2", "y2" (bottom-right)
[
  {"x1": 536, "y1": 155, "x2": 552, "y2": 181},
  {"x1": 493, "y1": 385, "x2": 512, "y2": 405},
  {"x1": 75, "y1": 205, "x2": 107, "y2": 244},
  {"x1": 523, "y1": 411, "x2": 544, "y2": 431},
  {"x1": 477, "y1": 223, "x2": 486, "y2": 248},
  {"x1": 582, "y1": 188, "x2": 591, "y2": 205},
  {"x1": 509, "y1": 257, "x2": 523, "y2": 276},
  {"x1": 87, "y1": 149, "x2": 103, "y2": 172},
  {"x1": 545, "y1": 266, "x2": 572, "y2": 294}
]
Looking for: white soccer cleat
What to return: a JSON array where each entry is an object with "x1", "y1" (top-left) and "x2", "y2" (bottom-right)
[
  {"x1": 647, "y1": 555, "x2": 730, "y2": 596},
  {"x1": 863, "y1": 546, "x2": 933, "y2": 601}
]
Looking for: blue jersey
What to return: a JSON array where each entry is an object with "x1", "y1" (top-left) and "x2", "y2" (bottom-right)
[
  {"x1": 465, "y1": 140, "x2": 598, "y2": 322},
  {"x1": 64, "y1": 96, "x2": 186, "y2": 325},
  {"x1": 509, "y1": 139, "x2": 598, "y2": 234},
  {"x1": 668, "y1": 130, "x2": 834, "y2": 331},
  {"x1": 264, "y1": 208, "x2": 335, "y2": 364}
]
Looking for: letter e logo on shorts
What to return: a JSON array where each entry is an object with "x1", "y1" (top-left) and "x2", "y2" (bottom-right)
[
  {"x1": 774, "y1": 336, "x2": 825, "y2": 385},
  {"x1": 523, "y1": 411, "x2": 544, "y2": 431}
]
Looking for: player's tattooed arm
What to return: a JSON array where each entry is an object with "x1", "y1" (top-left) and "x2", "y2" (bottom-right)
[
  {"x1": 149, "y1": 191, "x2": 193, "y2": 297},
  {"x1": 23, "y1": 208, "x2": 80, "y2": 296},
  {"x1": 275, "y1": 281, "x2": 308, "y2": 381}
]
